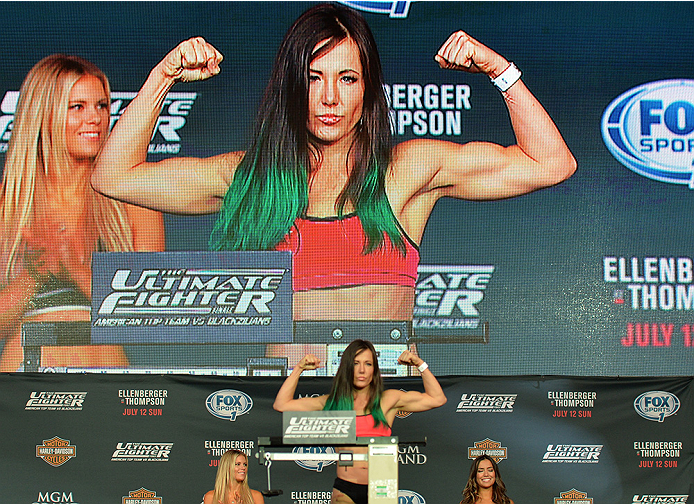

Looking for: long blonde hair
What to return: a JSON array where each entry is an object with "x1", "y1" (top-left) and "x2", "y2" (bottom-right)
[
  {"x1": 212, "y1": 450, "x2": 254, "y2": 504},
  {"x1": 0, "y1": 54, "x2": 134, "y2": 283}
]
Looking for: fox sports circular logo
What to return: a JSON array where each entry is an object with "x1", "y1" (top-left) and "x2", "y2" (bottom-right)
[
  {"x1": 205, "y1": 389, "x2": 253, "y2": 421},
  {"x1": 292, "y1": 446, "x2": 336, "y2": 472},
  {"x1": 399, "y1": 490, "x2": 426, "y2": 504},
  {"x1": 633, "y1": 391, "x2": 680, "y2": 422},
  {"x1": 602, "y1": 79, "x2": 694, "y2": 187}
]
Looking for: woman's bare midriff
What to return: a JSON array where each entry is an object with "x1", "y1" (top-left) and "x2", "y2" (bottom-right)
[
  {"x1": 293, "y1": 284, "x2": 415, "y2": 321},
  {"x1": 0, "y1": 309, "x2": 128, "y2": 372},
  {"x1": 335, "y1": 446, "x2": 369, "y2": 485},
  {"x1": 266, "y1": 284, "x2": 415, "y2": 362}
]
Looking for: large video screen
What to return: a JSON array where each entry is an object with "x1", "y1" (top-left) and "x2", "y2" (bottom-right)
[{"x1": 2, "y1": 1, "x2": 694, "y2": 376}]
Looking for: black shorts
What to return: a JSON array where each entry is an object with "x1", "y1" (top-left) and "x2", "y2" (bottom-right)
[{"x1": 332, "y1": 477, "x2": 368, "y2": 504}]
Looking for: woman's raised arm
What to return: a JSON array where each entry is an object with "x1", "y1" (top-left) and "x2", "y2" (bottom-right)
[
  {"x1": 385, "y1": 350, "x2": 447, "y2": 414},
  {"x1": 390, "y1": 31, "x2": 577, "y2": 242},
  {"x1": 431, "y1": 30, "x2": 576, "y2": 198},
  {"x1": 92, "y1": 38, "x2": 239, "y2": 215},
  {"x1": 273, "y1": 354, "x2": 327, "y2": 412}
]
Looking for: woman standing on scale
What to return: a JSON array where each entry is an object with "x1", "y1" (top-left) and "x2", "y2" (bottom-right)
[{"x1": 273, "y1": 339, "x2": 447, "y2": 504}]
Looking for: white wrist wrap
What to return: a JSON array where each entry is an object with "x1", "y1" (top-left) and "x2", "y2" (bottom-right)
[
  {"x1": 490, "y1": 62, "x2": 521, "y2": 92},
  {"x1": 418, "y1": 362, "x2": 429, "y2": 373}
]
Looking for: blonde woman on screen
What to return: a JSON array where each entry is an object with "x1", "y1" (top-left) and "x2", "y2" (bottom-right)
[{"x1": 0, "y1": 54, "x2": 164, "y2": 371}]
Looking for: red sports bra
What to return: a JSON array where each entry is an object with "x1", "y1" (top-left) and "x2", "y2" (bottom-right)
[
  {"x1": 356, "y1": 414, "x2": 392, "y2": 437},
  {"x1": 274, "y1": 214, "x2": 419, "y2": 292}
]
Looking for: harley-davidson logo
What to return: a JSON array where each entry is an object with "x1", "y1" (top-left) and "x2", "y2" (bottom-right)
[
  {"x1": 123, "y1": 487, "x2": 162, "y2": 504},
  {"x1": 36, "y1": 436, "x2": 76, "y2": 467},
  {"x1": 467, "y1": 438, "x2": 508, "y2": 463},
  {"x1": 554, "y1": 488, "x2": 593, "y2": 504}
]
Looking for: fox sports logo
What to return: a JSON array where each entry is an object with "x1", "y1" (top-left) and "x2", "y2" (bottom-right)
[
  {"x1": 293, "y1": 446, "x2": 336, "y2": 472},
  {"x1": 205, "y1": 390, "x2": 253, "y2": 421},
  {"x1": 602, "y1": 79, "x2": 694, "y2": 188},
  {"x1": 633, "y1": 391, "x2": 680, "y2": 422},
  {"x1": 399, "y1": 490, "x2": 426, "y2": 504}
]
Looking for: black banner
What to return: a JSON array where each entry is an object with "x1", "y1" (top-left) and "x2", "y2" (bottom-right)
[{"x1": 0, "y1": 373, "x2": 691, "y2": 503}]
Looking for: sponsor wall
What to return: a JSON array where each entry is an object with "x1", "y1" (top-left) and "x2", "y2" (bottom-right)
[{"x1": 0, "y1": 373, "x2": 691, "y2": 503}]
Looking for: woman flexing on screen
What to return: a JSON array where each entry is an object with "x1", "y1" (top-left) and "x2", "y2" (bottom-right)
[{"x1": 92, "y1": 4, "x2": 575, "y2": 331}]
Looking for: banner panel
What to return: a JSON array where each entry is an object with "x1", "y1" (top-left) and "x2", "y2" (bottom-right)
[
  {"x1": 0, "y1": 373, "x2": 691, "y2": 503},
  {"x1": 0, "y1": 2, "x2": 694, "y2": 376}
]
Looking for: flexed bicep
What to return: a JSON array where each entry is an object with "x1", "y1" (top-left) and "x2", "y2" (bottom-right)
[
  {"x1": 92, "y1": 38, "x2": 229, "y2": 214},
  {"x1": 429, "y1": 30, "x2": 576, "y2": 199}
]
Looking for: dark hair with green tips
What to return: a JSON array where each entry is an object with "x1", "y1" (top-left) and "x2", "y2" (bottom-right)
[
  {"x1": 323, "y1": 339, "x2": 388, "y2": 427},
  {"x1": 209, "y1": 3, "x2": 405, "y2": 255}
]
